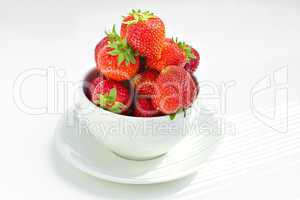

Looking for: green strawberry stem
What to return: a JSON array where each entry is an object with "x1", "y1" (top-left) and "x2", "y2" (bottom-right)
[
  {"x1": 172, "y1": 37, "x2": 196, "y2": 62},
  {"x1": 169, "y1": 108, "x2": 186, "y2": 120},
  {"x1": 105, "y1": 25, "x2": 119, "y2": 42},
  {"x1": 105, "y1": 25, "x2": 137, "y2": 65},
  {"x1": 108, "y1": 102, "x2": 126, "y2": 113},
  {"x1": 98, "y1": 88, "x2": 126, "y2": 114},
  {"x1": 124, "y1": 9, "x2": 155, "y2": 25},
  {"x1": 169, "y1": 113, "x2": 176, "y2": 120}
]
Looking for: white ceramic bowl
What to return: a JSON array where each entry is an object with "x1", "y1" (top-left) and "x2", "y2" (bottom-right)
[{"x1": 78, "y1": 69, "x2": 196, "y2": 160}]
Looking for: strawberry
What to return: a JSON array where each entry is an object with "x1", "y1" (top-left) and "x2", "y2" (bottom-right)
[
  {"x1": 120, "y1": 15, "x2": 134, "y2": 38},
  {"x1": 147, "y1": 38, "x2": 196, "y2": 72},
  {"x1": 184, "y1": 47, "x2": 200, "y2": 73},
  {"x1": 133, "y1": 97, "x2": 159, "y2": 117},
  {"x1": 97, "y1": 46, "x2": 139, "y2": 81},
  {"x1": 121, "y1": 9, "x2": 165, "y2": 60},
  {"x1": 182, "y1": 75, "x2": 198, "y2": 109},
  {"x1": 96, "y1": 26, "x2": 140, "y2": 81},
  {"x1": 147, "y1": 38, "x2": 185, "y2": 71},
  {"x1": 152, "y1": 65, "x2": 197, "y2": 115},
  {"x1": 132, "y1": 69, "x2": 159, "y2": 96},
  {"x1": 95, "y1": 28, "x2": 122, "y2": 64},
  {"x1": 88, "y1": 76, "x2": 104, "y2": 99},
  {"x1": 91, "y1": 79, "x2": 131, "y2": 113},
  {"x1": 95, "y1": 36, "x2": 109, "y2": 63}
]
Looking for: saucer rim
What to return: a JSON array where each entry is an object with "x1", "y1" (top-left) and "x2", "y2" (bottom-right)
[{"x1": 54, "y1": 108, "x2": 215, "y2": 185}]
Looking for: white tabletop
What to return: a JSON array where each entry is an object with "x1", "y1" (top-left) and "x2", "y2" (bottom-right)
[{"x1": 1, "y1": 0, "x2": 300, "y2": 199}]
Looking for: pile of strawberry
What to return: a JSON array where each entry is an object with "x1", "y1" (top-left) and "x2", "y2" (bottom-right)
[{"x1": 88, "y1": 10, "x2": 200, "y2": 119}]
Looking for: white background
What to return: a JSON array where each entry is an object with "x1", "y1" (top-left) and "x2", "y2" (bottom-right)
[{"x1": 0, "y1": 0, "x2": 300, "y2": 199}]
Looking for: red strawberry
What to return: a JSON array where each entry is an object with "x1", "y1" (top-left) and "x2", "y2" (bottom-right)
[
  {"x1": 147, "y1": 38, "x2": 185, "y2": 71},
  {"x1": 147, "y1": 38, "x2": 196, "y2": 72},
  {"x1": 132, "y1": 69, "x2": 159, "y2": 96},
  {"x1": 121, "y1": 9, "x2": 165, "y2": 60},
  {"x1": 184, "y1": 47, "x2": 200, "y2": 73},
  {"x1": 97, "y1": 26, "x2": 140, "y2": 81},
  {"x1": 133, "y1": 97, "x2": 159, "y2": 117},
  {"x1": 95, "y1": 36, "x2": 109, "y2": 63},
  {"x1": 91, "y1": 79, "x2": 131, "y2": 113},
  {"x1": 152, "y1": 65, "x2": 197, "y2": 115},
  {"x1": 88, "y1": 76, "x2": 104, "y2": 99},
  {"x1": 95, "y1": 28, "x2": 121, "y2": 64},
  {"x1": 182, "y1": 75, "x2": 198, "y2": 109},
  {"x1": 120, "y1": 15, "x2": 134, "y2": 38}
]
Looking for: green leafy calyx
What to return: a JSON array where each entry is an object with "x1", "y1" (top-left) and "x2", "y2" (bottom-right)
[
  {"x1": 169, "y1": 113, "x2": 176, "y2": 120},
  {"x1": 98, "y1": 88, "x2": 126, "y2": 114},
  {"x1": 173, "y1": 37, "x2": 196, "y2": 63},
  {"x1": 106, "y1": 25, "x2": 137, "y2": 65},
  {"x1": 169, "y1": 108, "x2": 186, "y2": 120},
  {"x1": 105, "y1": 25, "x2": 119, "y2": 43},
  {"x1": 124, "y1": 9, "x2": 155, "y2": 25}
]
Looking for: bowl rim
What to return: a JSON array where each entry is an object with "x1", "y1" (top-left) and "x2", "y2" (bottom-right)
[{"x1": 81, "y1": 67, "x2": 196, "y2": 121}]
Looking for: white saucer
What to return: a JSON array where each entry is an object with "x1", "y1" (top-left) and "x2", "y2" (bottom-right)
[{"x1": 54, "y1": 108, "x2": 222, "y2": 184}]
